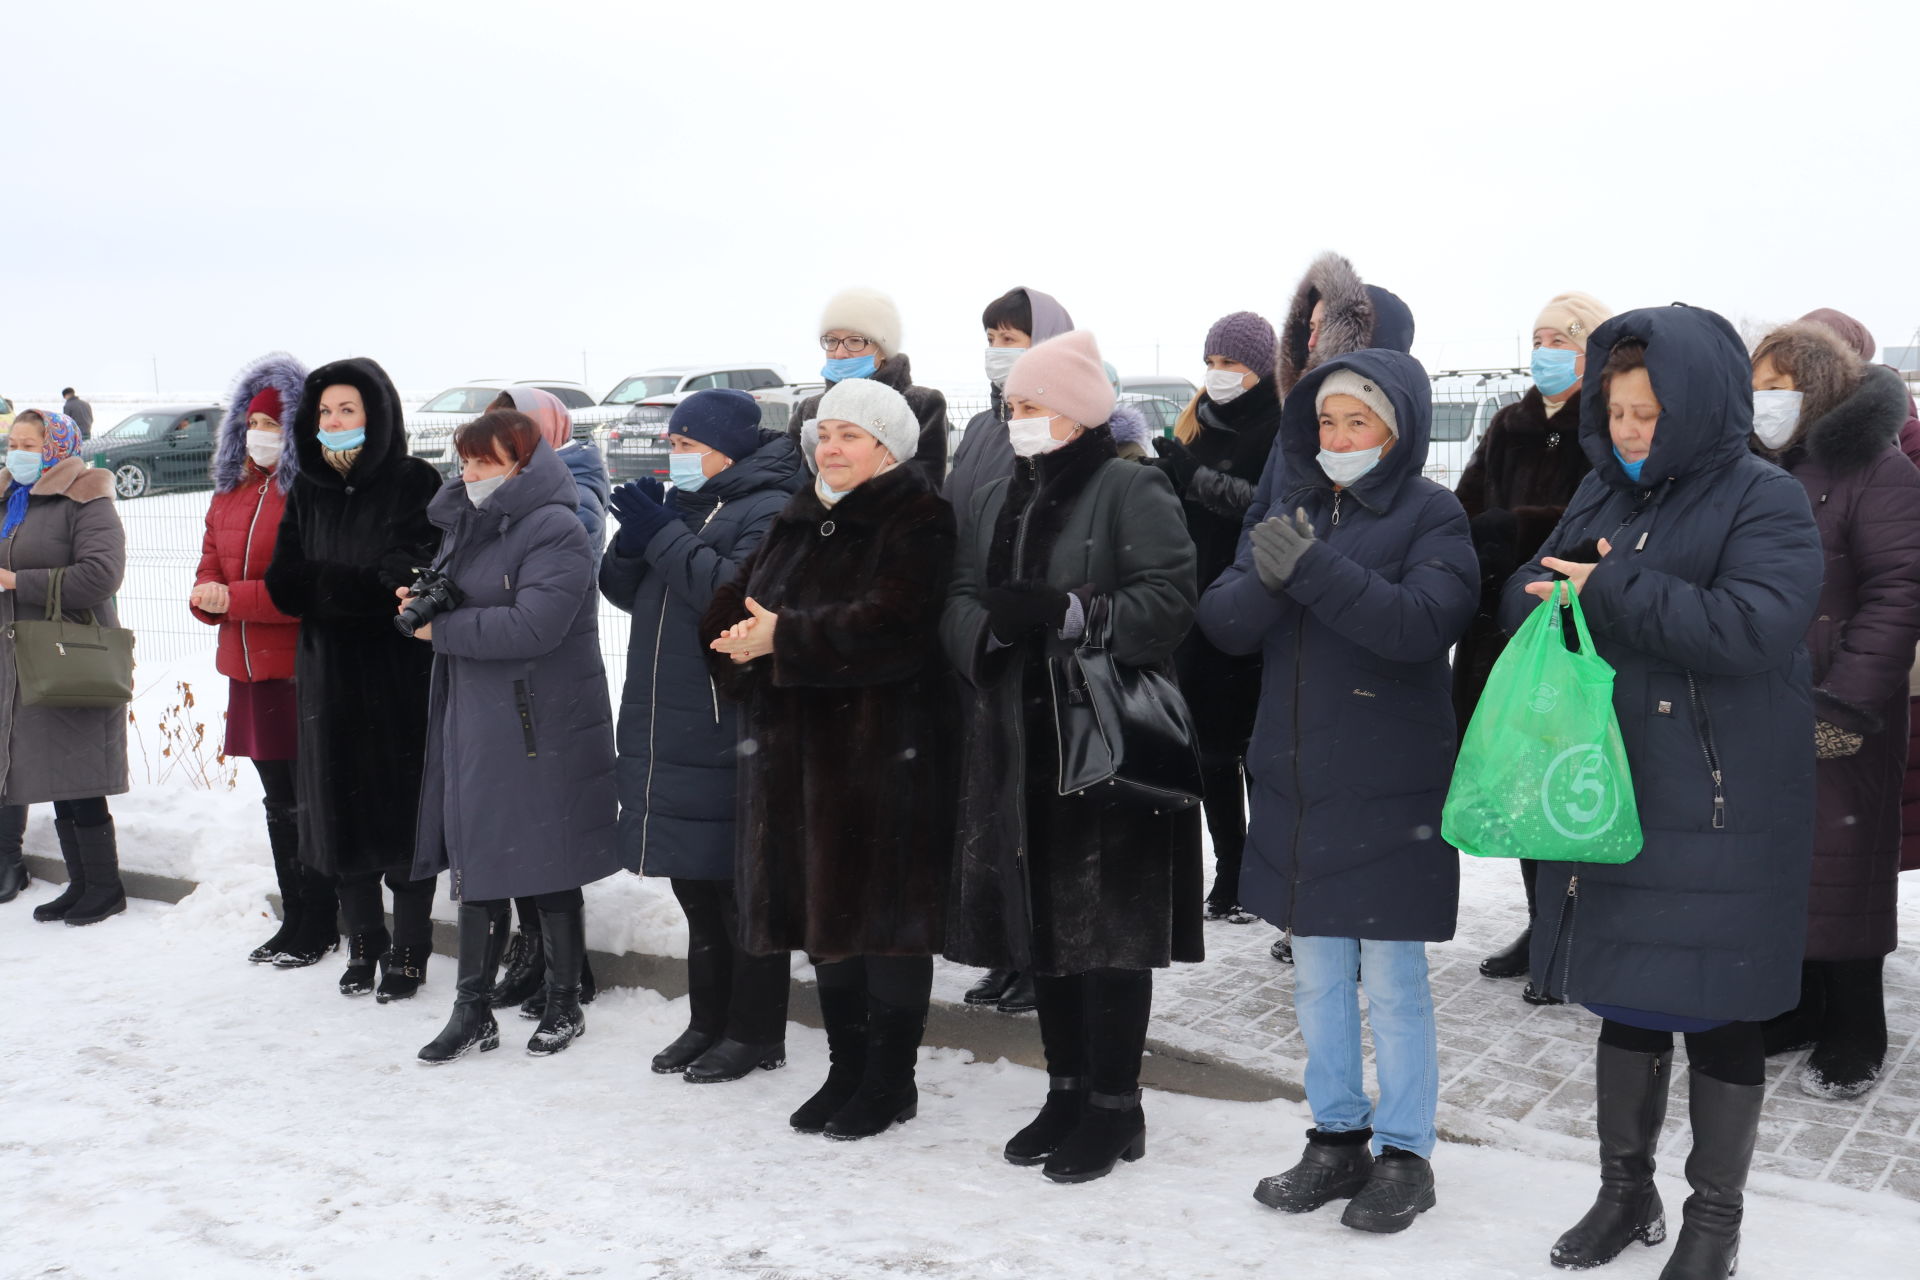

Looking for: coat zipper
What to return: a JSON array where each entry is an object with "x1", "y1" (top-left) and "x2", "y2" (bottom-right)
[
  {"x1": 1557, "y1": 875, "x2": 1580, "y2": 999},
  {"x1": 1011, "y1": 458, "x2": 1043, "y2": 574},
  {"x1": 513, "y1": 679, "x2": 538, "y2": 758},
  {"x1": 238, "y1": 477, "x2": 269, "y2": 682},
  {"x1": 1331, "y1": 490, "x2": 1344, "y2": 526},
  {"x1": 639, "y1": 499, "x2": 729, "y2": 846},
  {"x1": 701, "y1": 500, "x2": 726, "y2": 723},
  {"x1": 1284, "y1": 610, "x2": 1306, "y2": 929},
  {"x1": 1684, "y1": 671, "x2": 1727, "y2": 830}
]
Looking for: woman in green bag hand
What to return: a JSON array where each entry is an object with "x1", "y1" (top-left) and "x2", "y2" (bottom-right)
[{"x1": 1503, "y1": 306, "x2": 1822, "y2": 1279}]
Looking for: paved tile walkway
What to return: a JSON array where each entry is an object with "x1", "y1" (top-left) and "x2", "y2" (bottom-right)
[{"x1": 1134, "y1": 855, "x2": 1920, "y2": 1202}]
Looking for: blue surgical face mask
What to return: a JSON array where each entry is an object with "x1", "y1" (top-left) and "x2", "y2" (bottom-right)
[
  {"x1": 822, "y1": 354, "x2": 876, "y2": 383},
  {"x1": 669, "y1": 451, "x2": 711, "y2": 492},
  {"x1": 6, "y1": 450, "x2": 43, "y2": 487},
  {"x1": 317, "y1": 427, "x2": 367, "y2": 452},
  {"x1": 1612, "y1": 445, "x2": 1646, "y2": 484},
  {"x1": 1531, "y1": 346, "x2": 1581, "y2": 397},
  {"x1": 816, "y1": 473, "x2": 853, "y2": 507}
]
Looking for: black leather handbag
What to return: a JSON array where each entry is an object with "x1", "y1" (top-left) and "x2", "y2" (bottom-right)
[{"x1": 1047, "y1": 596, "x2": 1203, "y2": 813}]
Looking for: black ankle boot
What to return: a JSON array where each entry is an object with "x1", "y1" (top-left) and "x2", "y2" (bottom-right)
[
  {"x1": 1479, "y1": 926, "x2": 1533, "y2": 979},
  {"x1": 376, "y1": 944, "x2": 429, "y2": 1002},
  {"x1": 1004, "y1": 1076, "x2": 1088, "y2": 1166},
  {"x1": 1341, "y1": 1147, "x2": 1436, "y2": 1233},
  {"x1": 964, "y1": 968, "x2": 1018, "y2": 1005},
  {"x1": 1552, "y1": 1044, "x2": 1671, "y2": 1268},
  {"x1": 652, "y1": 1028, "x2": 717, "y2": 1075},
  {"x1": 823, "y1": 994, "x2": 925, "y2": 1140},
  {"x1": 1254, "y1": 1127, "x2": 1374, "y2": 1212},
  {"x1": 63, "y1": 819, "x2": 126, "y2": 927},
  {"x1": 527, "y1": 906, "x2": 586, "y2": 1056},
  {"x1": 32, "y1": 818, "x2": 86, "y2": 923},
  {"x1": 419, "y1": 904, "x2": 509, "y2": 1065},
  {"x1": 683, "y1": 1037, "x2": 786, "y2": 1083},
  {"x1": 995, "y1": 970, "x2": 1037, "y2": 1014},
  {"x1": 1043, "y1": 1089, "x2": 1146, "y2": 1183},
  {"x1": 340, "y1": 927, "x2": 389, "y2": 996},
  {"x1": 792, "y1": 983, "x2": 868, "y2": 1133},
  {"x1": 0, "y1": 804, "x2": 28, "y2": 905},
  {"x1": 491, "y1": 927, "x2": 545, "y2": 1008},
  {"x1": 1659, "y1": 1071, "x2": 1761, "y2": 1280}
]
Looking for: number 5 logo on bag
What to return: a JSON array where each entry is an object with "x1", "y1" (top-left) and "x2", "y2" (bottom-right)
[{"x1": 1541, "y1": 744, "x2": 1622, "y2": 841}]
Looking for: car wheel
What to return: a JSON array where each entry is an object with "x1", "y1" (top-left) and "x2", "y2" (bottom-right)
[{"x1": 113, "y1": 461, "x2": 151, "y2": 500}]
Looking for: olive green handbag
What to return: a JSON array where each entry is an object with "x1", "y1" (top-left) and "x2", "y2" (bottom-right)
[{"x1": 9, "y1": 567, "x2": 135, "y2": 708}]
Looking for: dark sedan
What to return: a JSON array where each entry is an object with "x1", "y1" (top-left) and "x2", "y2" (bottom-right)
[{"x1": 82, "y1": 405, "x2": 225, "y2": 499}]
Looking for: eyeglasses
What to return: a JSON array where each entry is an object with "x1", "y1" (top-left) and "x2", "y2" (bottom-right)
[{"x1": 820, "y1": 334, "x2": 873, "y2": 354}]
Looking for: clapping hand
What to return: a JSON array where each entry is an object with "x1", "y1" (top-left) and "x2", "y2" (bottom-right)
[
  {"x1": 710, "y1": 597, "x2": 779, "y2": 664},
  {"x1": 191, "y1": 582, "x2": 231, "y2": 613}
]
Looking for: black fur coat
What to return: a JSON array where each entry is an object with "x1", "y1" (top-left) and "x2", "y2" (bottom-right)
[{"x1": 701, "y1": 466, "x2": 957, "y2": 961}]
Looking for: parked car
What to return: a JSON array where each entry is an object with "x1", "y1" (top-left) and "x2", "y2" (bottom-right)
[
  {"x1": 1426, "y1": 368, "x2": 1529, "y2": 487},
  {"x1": 1117, "y1": 374, "x2": 1198, "y2": 405},
  {"x1": 0, "y1": 395, "x2": 13, "y2": 430},
  {"x1": 82, "y1": 405, "x2": 225, "y2": 499},
  {"x1": 408, "y1": 379, "x2": 607, "y2": 474},
  {"x1": 603, "y1": 364, "x2": 792, "y2": 405},
  {"x1": 598, "y1": 368, "x2": 805, "y2": 485},
  {"x1": 1118, "y1": 393, "x2": 1187, "y2": 439}
]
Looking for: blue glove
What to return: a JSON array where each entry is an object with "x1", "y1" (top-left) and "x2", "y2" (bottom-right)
[{"x1": 610, "y1": 478, "x2": 674, "y2": 555}]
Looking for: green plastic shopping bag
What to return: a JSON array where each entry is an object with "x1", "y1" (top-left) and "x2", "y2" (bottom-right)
[{"x1": 1442, "y1": 582, "x2": 1642, "y2": 864}]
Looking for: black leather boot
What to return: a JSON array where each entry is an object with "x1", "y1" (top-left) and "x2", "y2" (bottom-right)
[
  {"x1": 1342, "y1": 1147, "x2": 1437, "y2": 1233},
  {"x1": 652, "y1": 1028, "x2": 716, "y2": 1075},
  {"x1": 964, "y1": 968, "x2": 1018, "y2": 1005},
  {"x1": 340, "y1": 926, "x2": 389, "y2": 996},
  {"x1": 823, "y1": 993, "x2": 926, "y2": 1140},
  {"x1": 1004, "y1": 1076, "x2": 1088, "y2": 1166},
  {"x1": 791, "y1": 983, "x2": 868, "y2": 1133},
  {"x1": 63, "y1": 819, "x2": 126, "y2": 927},
  {"x1": 250, "y1": 799, "x2": 303, "y2": 962},
  {"x1": 0, "y1": 804, "x2": 28, "y2": 904},
  {"x1": 527, "y1": 906, "x2": 586, "y2": 1056},
  {"x1": 996, "y1": 970, "x2": 1037, "y2": 1014},
  {"x1": 32, "y1": 817, "x2": 85, "y2": 923},
  {"x1": 519, "y1": 954, "x2": 595, "y2": 1019},
  {"x1": 1479, "y1": 926, "x2": 1533, "y2": 979},
  {"x1": 1042, "y1": 1089, "x2": 1146, "y2": 1183},
  {"x1": 1254, "y1": 1127, "x2": 1374, "y2": 1213},
  {"x1": 419, "y1": 904, "x2": 510, "y2": 1064},
  {"x1": 683, "y1": 1038, "x2": 786, "y2": 1083},
  {"x1": 490, "y1": 904, "x2": 545, "y2": 1008},
  {"x1": 1658, "y1": 1071, "x2": 1762, "y2": 1280},
  {"x1": 1552, "y1": 1044, "x2": 1671, "y2": 1268}
]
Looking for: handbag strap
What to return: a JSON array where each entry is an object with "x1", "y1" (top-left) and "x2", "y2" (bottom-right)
[
  {"x1": 43, "y1": 566, "x2": 63, "y2": 622},
  {"x1": 1077, "y1": 594, "x2": 1113, "y2": 652}
]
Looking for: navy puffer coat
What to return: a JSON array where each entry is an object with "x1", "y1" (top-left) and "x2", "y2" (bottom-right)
[
  {"x1": 1503, "y1": 305, "x2": 1824, "y2": 1023},
  {"x1": 1197, "y1": 349, "x2": 1477, "y2": 942},
  {"x1": 600, "y1": 433, "x2": 805, "y2": 880}
]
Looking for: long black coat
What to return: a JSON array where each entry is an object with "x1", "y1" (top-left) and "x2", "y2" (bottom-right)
[
  {"x1": 701, "y1": 466, "x2": 956, "y2": 961},
  {"x1": 1451, "y1": 387, "x2": 1592, "y2": 726},
  {"x1": 1771, "y1": 365, "x2": 1920, "y2": 959},
  {"x1": 1504, "y1": 306, "x2": 1824, "y2": 1023},
  {"x1": 1198, "y1": 350, "x2": 1477, "y2": 942},
  {"x1": 943, "y1": 426, "x2": 1203, "y2": 975},
  {"x1": 264, "y1": 357, "x2": 440, "y2": 878},
  {"x1": 788, "y1": 353, "x2": 950, "y2": 487},
  {"x1": 411, "y1": 443, "x2": 622, "y2": 901},
  {"x1": 600, "y1": 434, "x2": 804, "y2": 881}
]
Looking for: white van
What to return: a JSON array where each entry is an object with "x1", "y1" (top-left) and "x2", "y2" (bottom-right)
[{"x1": 1426, "y1": 368, "x2": 1532, "y2": 490}]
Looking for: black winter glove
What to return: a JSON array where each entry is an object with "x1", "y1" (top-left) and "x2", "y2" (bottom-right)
[
  {"x1": 983, "y1": 581, "x2": 1071, "y2": 643},
  {"x1": 1154, "y1": 438, "x2": 1201, "y2": 492},
  {"x1": 610, "y1": 478, "x2": 673, "y2": 555}
]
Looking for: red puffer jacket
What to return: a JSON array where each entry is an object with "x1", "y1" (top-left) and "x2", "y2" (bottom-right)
[{"x1": 192, "y1": 465, "x2": 298, "y2": 681}]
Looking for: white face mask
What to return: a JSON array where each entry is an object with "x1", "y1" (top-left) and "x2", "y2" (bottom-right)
[
  {"x1": 984, "y1": 346, "x2": 1024, "y2": 386},
  {"x1": 1205, "y1": 368, "x2": 1250, "y2": 406},
  {"x1": 466, "y1": 471, "x2": 512, "y2": 507},
  {"x1": 1317, "y1": 444, "x2": 1385, "y2": 487},
  {"x1": 1751, "y1": 389, "x2": 1804, "y2": 449},
  {"x1": 245, "y1": 429, "x2": 284, "y2": 467},
  {"x1": 1008, "y1": 415, "x2": 1068, "y2": 458}
]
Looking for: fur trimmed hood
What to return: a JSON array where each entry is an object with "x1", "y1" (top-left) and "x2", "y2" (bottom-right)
[
  {"x1": 1106, "y1": 403, "x2": 1155, "y2": 455},
  {"x1": 216, "y1": 351, "x2": 308, "y2": 493},
  {"x1": 1798, "y1": 362, "x2": 1913, "y2": 476},
  {"x1": 1277, "y1": 253, "x2": 1416, "y2": 395}
]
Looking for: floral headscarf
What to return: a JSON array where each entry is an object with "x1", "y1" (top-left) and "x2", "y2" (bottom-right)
[{"x1": 2, "y1": 409, "x2": 84, "y2": 538}]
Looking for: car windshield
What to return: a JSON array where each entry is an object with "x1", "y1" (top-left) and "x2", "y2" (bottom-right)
[
  {"x1": 418, "y1": 387, "x2": 504, "y2": 415},
  {"x1": 105, "y1": 413, "x2": 177, "y2": 440},
  {"x1": 603, "y1": 376, "x2": 680, "y2": 405},
  {"x1": 1126, "y1": 382, "x2": 1194, "y2": 403},
  {"x1": 1428, "y1": 402, "x2": 1479, "y2": 442}
]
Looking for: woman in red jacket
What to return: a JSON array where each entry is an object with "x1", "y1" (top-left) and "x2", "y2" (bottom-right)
[{"x1": 191, "y1": 352, "x2": 335, "y2": 966}]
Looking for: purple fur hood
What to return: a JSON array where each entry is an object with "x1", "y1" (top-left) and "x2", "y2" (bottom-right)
[{"x1": 214, "y1": 351, "x2": 308, "y2": 493}]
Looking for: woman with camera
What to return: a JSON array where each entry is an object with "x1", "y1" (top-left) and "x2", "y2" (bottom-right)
[
  {"x1": 407, "y1": 408, "x2": 621, "y2": 1063},
  {"x1": 265, "y1": 358, "x2": 442, "y2": 1001},
  {"x1": 0, "y1": 408, "x2": 130, "y2": 926}
]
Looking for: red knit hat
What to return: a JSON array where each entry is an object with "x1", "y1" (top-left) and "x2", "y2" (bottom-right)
[{"x1": 246, "y1": 387, "x2": 283, "y2": 422}]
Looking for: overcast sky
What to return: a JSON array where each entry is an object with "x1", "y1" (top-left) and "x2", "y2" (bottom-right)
[{"x1": 8, "y1": 0, "x2": 1917, "y2": 403}]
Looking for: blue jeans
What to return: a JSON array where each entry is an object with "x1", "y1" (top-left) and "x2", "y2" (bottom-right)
[{"x1": 1291, "y1": 935, "x2": 1438, "y2": 1159}]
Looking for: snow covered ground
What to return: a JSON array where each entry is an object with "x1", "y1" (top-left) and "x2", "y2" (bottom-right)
[{"x1": 7, "y1": 889, "x2": 1919, "y2": 1280}]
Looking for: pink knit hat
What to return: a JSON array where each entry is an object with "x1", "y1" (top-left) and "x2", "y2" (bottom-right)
[{"x1": 1003, "y1": 330, "x2": 1116, "y2": 429}]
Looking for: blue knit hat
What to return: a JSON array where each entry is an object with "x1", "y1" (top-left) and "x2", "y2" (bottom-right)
[{"x1": 668, "y1": 388, "x2": 763, "y2": 460}]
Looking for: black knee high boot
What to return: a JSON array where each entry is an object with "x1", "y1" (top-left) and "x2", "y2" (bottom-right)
[
  {"x1": 823, "y1": 988, "x2": 927, "y2": 1140},
  {"x1": 251, "y1": 799, "x2": 304, "y2": 963},
  {"x1": 32, "y1": 817, "x2": 85, "y2": 922},
  {"x1": 1803, "y1": 957, "x2": 1887, "y2": 1099},
  {"x1": 1659, "y1": 1070, "x2": 1762, "y2": 1280},
  {"x1": 792, "y1": 978, "x2": 869, "y2": 1133},
  {"x1": 275, "y1": 857, "x2": 340, "y2": 968},
  {"x1": 419, "y1": 903, "x2": 510, "y2": 1064},
  {"x1": 527, "y1": 905, "x2": 586, "y2": 1056},
  {"x1": 63, "y1": 818, "x2": 126, "y2": 927},
  {"x1": 1042, "y1": 970, "x2": 1151, "y2": 1184},
  {"x1": 1006, "y1": 974, "x2": 1091, "y2": 1165},
  {"x1": 1551, "y1": 1044, "x2": 1672, "y2": 1268},
  {"x1": 0, "y1": 804, "x2": 28, "y2": 904}
]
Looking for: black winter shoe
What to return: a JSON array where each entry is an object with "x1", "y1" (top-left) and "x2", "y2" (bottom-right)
[
  {"x1": 1341, "y1": 1147, "x2": 1436, "y2": 1233},
  {"x1": 1657, "y1": 1071, "x2": 1761, "y2": 1280},
  {"x1": 1801, "y1": 1040, "x2": 1884, "y2": 1100},
  {"x1": 1479, "y1": 926, "x2": 1533, "y2": 979},
  {"x1": 527, "y1": 906, "x2": 586, "y2": 1056},
  {"x1": 376, "y1": 945, "x2": 429, "y2": 1003},
  {"x1": 652, "y1": 1028, "x2": 716, "y2": 1075},
  {"x1": 490, "y1": 929, "x2": 545, "y2": 1008},
  {"x1": 1254, "y1": 1128, "x2": 1374, "y2": 1213},
  {"x1": 419, "y1": 904, "x2": 510, "y2": 1065},
  {"x1": 964, "y1": 968, "x2": 1018, "y2": 1005},
  {"x1": 63, "y1": 820, "x2": 126, "y2": 927},
  {"x1": 1042, "y1": 1090, "x2": 1146, "y2": 1183},
  {"x1": 518, "y1": 953, "x2": 596, "y2": 1019},
  {"x1": 0, "y1": 804, "x2": 28, "y2": 905},
  {"x1": 339, "y1": 928, "x2": 389, "y2": 996},
  {"x1": 996, "y1": 970, "x2": 1038, "y2": 1014},
  {"x1": 32, "y1": 818, "x2": 86, "y2": 923},
  {"x1": 1523, "y1": 981, "x2": 1564, "y2": 1006},
  {"x1": 683, "y1": 1038, "x2": 786, "y2": 1083},
  {"x1": 1004, "y1": 1076, "x2": 1088, "y2": 1166},
  {"x1": 824, "y1": 994, "x2": 926, "y2": 1140},
  {"x1": 792, "y1": 984, "x2": 869, "y2": 1133},
  {"x1": 1270, "y1": 931, "x2": 1294, "y2": 965},
  {"x1": 1552, "y1": 1045, "x2": 1671, "y2": 1269}
]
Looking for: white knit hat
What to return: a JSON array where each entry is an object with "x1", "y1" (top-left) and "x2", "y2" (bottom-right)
[
  {"x1": 1315, "y1": 368, "x2": 1398, "y2": 435},
  {"x1": 814, "y1": 377, "x2": 918, "y2": 468},
  {"x1": 819, "y1": 287, "x2": 902, "y2": 358}
]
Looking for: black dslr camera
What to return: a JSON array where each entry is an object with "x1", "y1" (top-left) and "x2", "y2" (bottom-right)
[{"x1": 394, "y1": 568, "x2": 464, "y2": 636}]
